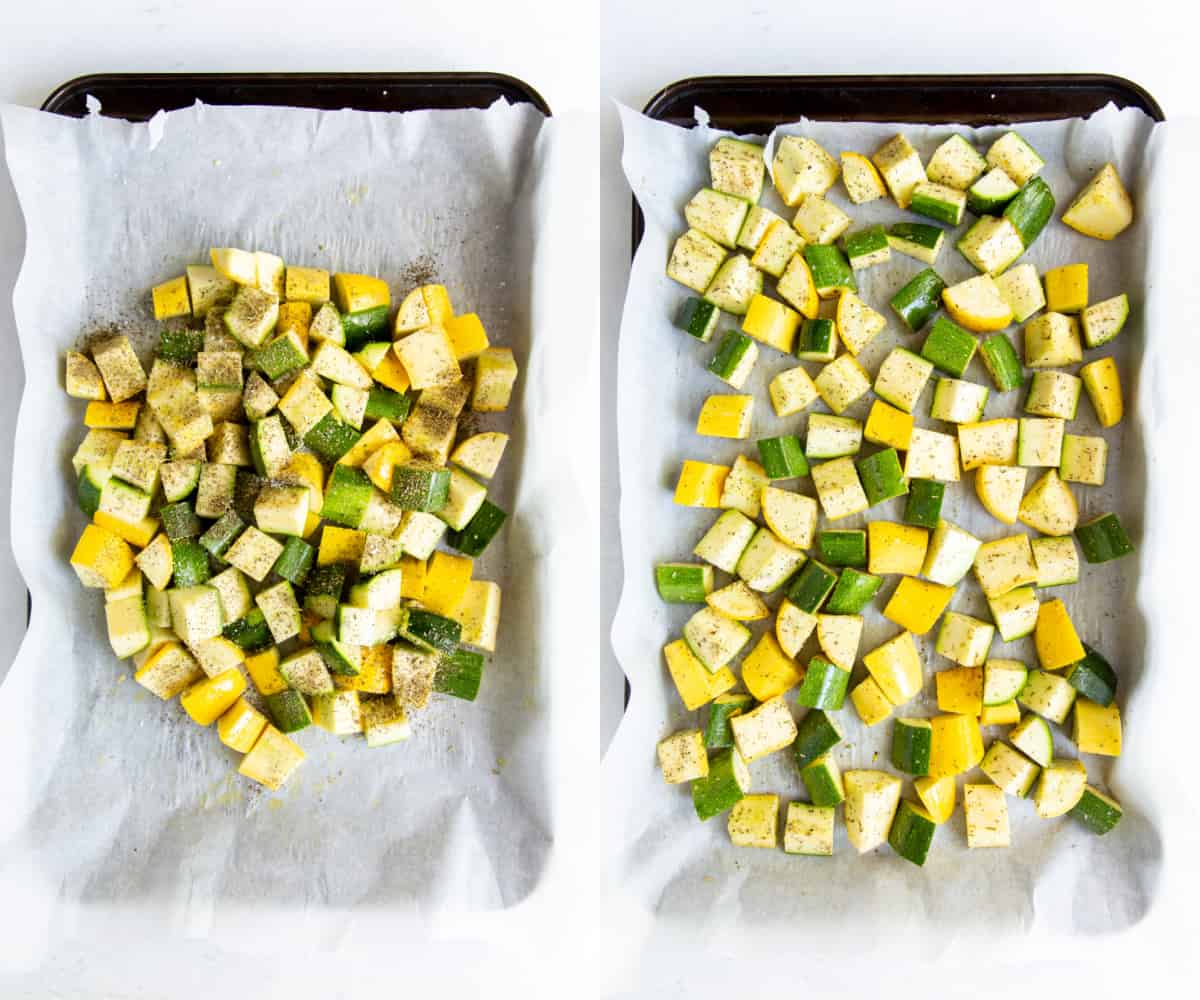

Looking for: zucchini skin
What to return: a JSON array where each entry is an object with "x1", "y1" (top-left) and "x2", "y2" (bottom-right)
[
  {"x1": 705, "y1": 695, "x2": 754, "y2": 749},
  {"x1": 1075, "y1": 513, "x2": 1135, "y2": 563},
  {"x1": 795, "y1": 657, "x2": 850, "y2": 710},
  {"x1": 816, "y1": 530, "x2": 867, "y2": 567},
  {"x1": 342, "y1": 305, "x2": 390, "y2": 352},
  {"x1": 434, "y1": 648, "x2": 486, "y2": 701},
  {"x1": 446, "y1": 500, "x2": 507, "y2": 557},
  {"x1": 1003, "y1": 177, "x2": 1055, "y2": 248},
  {"x1": 890, "y1": 268, "x2": 946, "y2": 332},
  {"x1": 785, "y1": 560, "x2": 837, "y2": 614},
  {"x1": 980, "y1": 334, "x2": 1025, "y2": 392},
  {"x1": 903, "y1": 479, "x2": 945, "y2": 529},
  {"x1": 825, "y1": 568, "x2": 883, "y2": 615},
  {"x1": 1064, "y1": 645, "x2": 1117, "y2": 707},
  {"x1": 691, "y1": 747, "x2": 746, "y2": 821},
  {"x1": 792, "y1": 709, "x2": 842, "y2": 763}
]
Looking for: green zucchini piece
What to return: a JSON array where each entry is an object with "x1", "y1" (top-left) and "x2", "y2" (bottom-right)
[
  {"x1": 654, "y1": 563, "x2": 714, "y2": 604},
  {"x1": 674, "y1": 297, "x2": 720, "y2": 342},
  {"x1": 856, "y1": 448, "x2": 909, "y2": 507},
  {"x1": 785, "y1": 560, "x2": 837, "y2": 614},
  {"x1": 757, "y1": 435, "x2": 809, "y2": 479},
  {"x1": 304, "y1": 412, "x2": 361, "y2": 461},
  {"x1": 887, "y1": 223, "x2": 944, "y2": 265},
  {"x1": 363, "y1": 386, "x2": 412, "y2": 424},
  {"x1": 910, "y1": 182, "x2": 967, "y2": 226},
  {"x1": 903, "y1": 478, "x2": 945, "y2": 529},
  {"x1": 1076, "y1": 513, "x2": 1135, "y2": 564},
  {"x1": 253, "y1": 331, "x2": 308, "y2": 380},
  {"x1": 446, "y1": 499, "x2": 507, "y2": 557},
  {"x1": 265, "y1": 689, "x2": 312, "y2": 733},
  {"x1": 1069, "y1": 785, "x2": 1123, "y2": 835},
  {"x1": 792, "y1": 709, "x2": 843, "y2": 763},
  {"x1": 223, "y1": 285, "x2": 279, "y2": 349},
  {"x1": 77, "y1": 465, "x2": 108, "y2": 518},
  {"x1": 795, "y1": 318, "x2": 837, "y2": 362},
  {"x1": 891, "y1": 717, "x2": 932, "y2": 775},
  {"x1": 160, "y1": 500, "x2": 202, "y2": 541},
  {"x1": 824, "y1": 567, "x2": 883, "y2": 615},
  {"x1": 199, "y1": 510, "x2": 245, "y2": 560},
  {"x1": 1081, "y1": 294, "x2": 1129, "y2": 349},
  {"x1": 392, "y1": 462, "x2": 451, "y2": 513},
  {"x1": 303, "y1": 563, "x2": 347, "y2": 620},
  {"x1": 434, "y1": 648, "x2": 486, "y2": 701},
  {"x1": 795, "y1": 656, "x2": 850, "y2": 710},
  {"x1": 273, "y1": 535, "x2": 315, "y2": 586},
  {"x1": 311, "y1": 618, "x2": 362, "y2": 676},
  {"x1": 706, "y1": 329, "x2": 756, "y2": 383},
  {"x1": 158, "y1": 326, "x2": 204, "y2": 365},
  {"x1": 401, "y1": 608, "x2": 462, "y2": 654},
  {"x1": 222, "y1": 607, "x2": 273, "y2": 652},
  {"x1": 1064, "y1": 645, "x2": 1117, "y2": 707},
  {"x1": 967, "y1": 167, "x2": 1020, "y2": 214},
  {"x1": 704, "y1": 693, "x2": 755, "y2": 750},
  {"x1": 843, "y1": 224, "x2": 891, "y2": 270},
  {"x1": 979, "y1": 333, "x2": 1025, "y2": 392},
  {"x1": 921, "y1": 317, "x2": 978, "y2": 377},
  {"x1": 816, "y1": 529, "x2": 867, "y2": 567},
  {"x1": 890, "y1": 268, "x2": 945, "y2": 332},
  {"x1": 692, "y1": 747, "x2": 750, "y2": 821},
  {"x1": 341, "y1": 305, "x2": 390, "y2": 352},
  {"x1": 321, "y1": 464, "x2": 375, "y2": 528},
  {"x1": 800, "y1": 753, "x2": 845, "y2": 807},
  {"x1": 888, "y1": 799, "x2": 937, "y2": 866},
  {"x1": 1002, "y1": 176, "x2": 1055, "y2": 248},
  {"x1": 233, "y1": 470, "x2": 263, "y2": 522},
  {"x1": 171, "y1": 539, "x2": 211, "y2": 587},
  {"x1": 803, "y1": 244, "x2": 856, "y2": 298}
]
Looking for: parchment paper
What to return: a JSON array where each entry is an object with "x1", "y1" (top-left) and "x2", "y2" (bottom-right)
[
  {"x1": 607, "y1": 102, "x2": 1174, "y2": 950},
  {"x1": 0, "y1": 98, "x2": 577, "y2": 956}
]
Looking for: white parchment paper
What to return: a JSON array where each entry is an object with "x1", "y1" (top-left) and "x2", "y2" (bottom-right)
[
  {"x1": 0, "y1": 98, "x2": 576, "y2": 955},
  {"x1": 607, "y1": 102, "x2": 1176, "y2": 951}
]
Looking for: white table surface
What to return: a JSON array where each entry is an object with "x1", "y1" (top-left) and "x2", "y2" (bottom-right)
[{"x1": 1, "y1": 0, "x2": 1198, "y2": 994}]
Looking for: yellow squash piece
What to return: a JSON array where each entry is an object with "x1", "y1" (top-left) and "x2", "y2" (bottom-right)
[
  {"x1": 333, "y1": 272, "x2": 390, "y2": 313},
  {"x1": 850, "y1": 676, "x2": 893, "y2": 727},
  {"x1": 135, "y1": 642, "x2": 204, "y2": 700},
  {"x1": 362, "y1": 441, "x2": 414, "y2": 493},
  {"x1": 867, "y1": 522, "x2": 929, "y2": 576},
  {"x1": 243, "y1": 647, "x2": 288, "y2": 696},
  {"x1": 882, "y1": 577, "x2": 954, "y2": 635},
  {"x1": 935, "y1": 666, "x2": 984, "y2": 716},
  {"x1": 862, "y1": 631, "x2": 923, "y2": 706},
  {"x1": 741, "y1": 632, "x2": 804, "y2": 702},
  {"x1": 338, "y1": 417, "x2": 400, "y2": 468},
  {"x1": 239, "y1": 726, "x2": 306, "y2": 791},
  {"x1": 334, "y1": 644, "x2": 394, "y2": 694},
  {"x1": 980, "y1": 700, "x2": 1021, "y2": 726},
  {"x1": 728, "y1": 794, "x2": 781, "y2": 849},
  {"x1": 85, "y1": 401, "x2": 141, "y2": 430},
  {"x1": 864, "y1": 399, "x2": 913, "y2": 451},
  {"x1": 422, "y1": 551, "x2": 473, "y2": 616},
  {"x1": 472, "y1": 346, "x2": 519, "y2": 412},
  {"x1": 217, "y1": 697, "x2": 269, "y2": 752},
  {"x1": 928, "y1": 713, "x2": 983, "y2": 778},
  {"x1": 444, "y1": 312, "x2": 491, "y2": 360},
  {"x1": 1073, "y1": 699, "x2": 1122, "y2": 756},
  {"x1": 914, "y1": 775, "x2": 956, "y2": 824},
  {"x1": 70, "y1": 523, "x2": 135, "y2": 589},
  {"x1": 1062, "y1": 163, "x2": 1133, "y2": 240},
  {"x1": 285, "y1": 266, "x2": 331, "y2": 305},
  {"x1": 370, "y1": 347, "x2": 412, "y2": 393},
  {"x1": 399, "y1": 556, "x2": 427, "y2": 600},
  {"x1": 151, "y1": 276, "x2": 191, "y2": 320},
  {"x1": 1043, "y1": 263, "x2": 1088, "y2": 314},
  {"x1": 277, "y1": 301, "x2": 313, "y2": 349},
  {"x1": 93, "y1": 511, "x2": 159, "y2": 548},
  {"x1": 1034, "y1": 598, "x2": 1086, "y2": 671},
  {"x1": 742, "y1": 294, "x2": 800, "y2": 353},
  {"x1": 180, "y1": 668, "x2": 247, "y2": 726},
  {"x1": 318, "y1": 525, "x2": 367, "y2": 566},
  {"x1": 695, "y1": 395, "x2": 754, "y2": 439},
  {"x1": 663, "y1": 639, "x2": 735, "y2": 711},
  {"x1": 674, "y1": 460, "x2": 730, "y2": 507},
  {"x1": 1080, "y1": 356, "x2": 1123, "y2": 428}
]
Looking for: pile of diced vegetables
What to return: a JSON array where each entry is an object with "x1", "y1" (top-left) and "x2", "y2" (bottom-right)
[
  {"x1": 656, "y1": 128, "x2": 1135, "y2": 861},
  {"x1": 65, "y1": 248, "x2": 518, "y2": 792}
]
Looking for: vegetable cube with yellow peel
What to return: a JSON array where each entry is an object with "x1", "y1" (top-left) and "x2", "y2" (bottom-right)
[
  {"x1": 444, "y1": 312, "x2": 490, "y2": 360},
  {"x1": 93, "y1": 510, "x2": 159, "y2": 548},
  {"x1": 864, "y1": 400, "x2": 913, "y2": 451},
  {"x1": 239, "y1": 726, "x2": 306, "y2": 790},
  {"x1": 395, "y1": 283, "x2": 454, "y2": 334},
  {"x1": 868, "y1": 522, "x2": 929, "y2": 576},
  {"x1": 674, "y1": 460, "x2": 729, "y2": 508},
  {"x1": 730, "y1": 696, "x2": 798, "y2": 763},
  {"x1": 863, "y1": 631, "x2": 923, "y2": 705},
  {"x1": 980, "y1": 700, "x2": 1021, "y2": 726},
  {"x1": 1043, "y1": 263, "x2": 1088, "y2": 314},
  {"x1": 973, "y1": 534, "x2": 1039, "y2": 598},
  {"x1": 398, "y1": 556, "x2": 427, "y2": 601},
  {"x1": 472, "y1": 347, "x2": 519, "y2": 412},
  {"x1": 180, "y1": 667, "x2": 247, "y2": 726},
  {"x1": 811, "y1": 457, "x2": 869, "y2": 520},
  {"x1": 210, "y1": 247, "x2": 258, "y2": 285},
  {"x1": 929, "y1": 713, "x2": 983, "y2": 777},
  {"x1": 1062, "y1": 163, "x2": 1133, "y2": 240},
  {"x1": 663, "y1": 639, "x2": 729, "y2": 711},
  {"x1": 872, "y1": 134, "x2": 927, "y2": 208},
  {"x1": 658, "y1": 729, "x2": 709, "y2": 784},
  {"x1": 728, "y1": 794, "x2": 780, "y2": 849},
  {"x1": 1080, "y1": 356, "x2": 1123, "y2": 428},
  {"x1": 362, "y1": 441, "x2": 414, "y2": 493},
  {"x1": 851, "y1": 676, "x2": 893, "y2": 727},
  {"x1": 217, "y1": 697, "x2": 269, "y2": 752},
  {"x1": 882, "y1": 576, "x2": 953, "y2": 634},
  {"x1": 65, "y1": 352, "x2": 107, "y2": 401},
  {"x1": 914, "y1": 775, "x2": 956, "y2": 824},
  {"x1": 277, "y1": 300, "x2": 312, "y2": 348},
  {"x1": 369, "y1": 347, "x2": 412, "y2": 394},
  {"x1": 152, "y1": 276, "x2": 191, "y2": 320},
  {"x1": 333, "y1": 272, "x2": 390, "y2": 313},
  {"x1": 70, "y1": 523, "x2": 135, "y2": 589},
  {"x1": 741, "y1": 632, "x2": 804, "y2": 702},
  {"x1": 285, "y1": 266, "x2": 331, "y2": 305},
  {"x1": 840, "y1": 151, "x2": 887, "y2": 204},
  {"x1": 936, "y1": 667, "x2": 984, "y2": 716},
  {"x1": 337, "y1": 417, "x2": 399, "y2": 468},
  {"x1": 318, "y1": 525, "x2": 367, "y2": 566},
  {"x1": 134, "y1": 641, "x2": 204, "y2": 700},
  {"x1": 741, "y1": 294, "x2": 800, "y2": 353},
  {"x1": 695, "y1": 395, "x2": 753, "y2": 439},
  {"x1": 1073, "y1": 699, "x2": 1122, "y2": 756},
  {"x1": 85, "y1": 401, "x2": 141, "y2": 430},
  {"x1": 243, "y1": 647, "x2": 288, "y2": 696},
  {"x1": 455, "y1": 580, "x2": 501, "y2": 652},
  {"x1": 1034, "y1": 598, "x2": 1086, "y2": 671},
  {"x1": 334, "y1": 644, "x2": 394, "y2": 694},
  {"x1": 423, "y1": 551, "x2": 473, "y2": 617}
]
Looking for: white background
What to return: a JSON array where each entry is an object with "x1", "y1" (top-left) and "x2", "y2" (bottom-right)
[{"x1": 1, "y1": 0, "x2": 1198, "y2": 995}]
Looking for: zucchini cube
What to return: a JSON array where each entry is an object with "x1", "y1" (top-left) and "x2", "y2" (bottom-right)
[
  {"x1": 667, "y1": 228, "x2": 727, "y2": 293},
  {"x1": 727, "y1": 794, "x2": 780, "y2": 849},
  {"x1": 964, "y1": 783, "x2": 1010, "y2": 847}
]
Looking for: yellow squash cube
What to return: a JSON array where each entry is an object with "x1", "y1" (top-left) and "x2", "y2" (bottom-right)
[
  {"x1": 180, "y1": 668, "x2": 248, "y2": 726},
  {"x1": 882, "y1": 576, "x2": 954, "y2": 634},
  {"x1": 337, "y1": 418, "x2": 399, "y2": 468},
  {"x1": 399, "y1": 556, "x2": 427, "y2": 600},
  {"x1": 674, "y1": 460, "x2": 729, "y2": 507},
  {"x1": 472, "y1": 347, "x2": 518, "y2": 412},
  {"x1": 864, "y1": 399, "x2": 914, "y2": 451},
  {"x1": 929, "y1": 713, "x2": 983, "y2": 778},
  {"x1": 85, "y1": 401, "x2": 141, "y2": 430},
  {"x1": 370, "y1": 348, "x2": 412, "y2": 393},
  {"x1": 334, "y1": 644, "x2": 394, "y2": 694},
  {"x1": 333, "y1": 272, "x2": 390, "y2": 313},
  {"x1": 276, "y1": 301, "x2": 312, "y2": 348},
  {"x1": 1080, "y1": 356, "x2": 1123, "y2": 428},
  {"x1": 936, "y1": 667, "x2": 984, "y2": 716},
  {"x1": 455, "y1": 579, "x2": 501, "y2": 652},
  {"x1": 1034, "y1": 598, "x2": 1086, "y2": 671},
  {"x1": 741, "y1": 294, "x2": 800, "y2": 353},
  {"x1": 850, "y1": 676, "x2": 893, "y2": 726},
  {"x1": 422, "y1": 551, "x2": 473, "y2": 617},
  {"x1": 444, "y1": 312, "x2": 491, "y2": 360},
  {"x1": 741, "y1": 632, "x2": 804, "y2": 702},
  {"x1": 980, "y1": 700, "x2": 1021, "y2": 726},
  {"x1": 1043, "y1": 264, "x2": 1088, "y2": 314},
  {"x1": 914, "y1": 775, "x2": 956, "y2": 824},
  {"x1": 318, "y1": 525, "x2": 367, "y2": 565},
  {"x1": 664, "y1": 639, "x2": 725, "y2": 711},
  {"x1": 696, "y1": 395, "x2": 754, "y2": 439},
  {"x1": 244, "y1": 647, "x2": 288, "y2": 696},
  {"x1": 362, "y1": 441, "x2": 414, "y2": 493},
  {"x1": 70, "y1": 523, "x2": 135, "y2": 589},
  {"x1": 728, "y1": 794, "x2": 780, "y2": 849},
  {"x1": 393, "y1": 328, "x2": 462, "y2": 391},
  {"x1": 239, "y1": 726, "x2": 306, "y2": 790},
  {"x1": 868, "y1": 522, "x2": 929, "y2": 576},
  {"x1": 862, "y1": 631, "x2": 923, "y2": 705},
  {"x1": 217, "y1": 697, "x2": 269, "y2": 752},
  {"x1": 1062, "y1": 163, "x2": 1133, "y2": 240},
  {"x1": 93, "y1": 511, "x2": 159, "y2": 548},
  {"x1": 1073, "y1": 699, "x2": 1122, "y2": 756},
  {"x1": 285, "y1": 266, "x2": 331, "y2": 305},
  {"x1": 152, "y1": 275, "x2": 191, "y2": 320}
]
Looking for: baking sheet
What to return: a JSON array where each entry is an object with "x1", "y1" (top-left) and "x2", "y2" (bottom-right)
[
  {"x1": 607, "y1": 101, "x2": 1170, "y2": 947},
  {"x1": 0, "y1": 96, "x2": 577, "y2": 959}
]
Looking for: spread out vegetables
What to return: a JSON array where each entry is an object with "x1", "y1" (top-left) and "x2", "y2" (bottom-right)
[
  {"x1": 657, "y1": 132, "x2": 1135, "y2": 860},
  {"x1": 66, "y1": 249, "x2": 517, "y2": 791}
]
